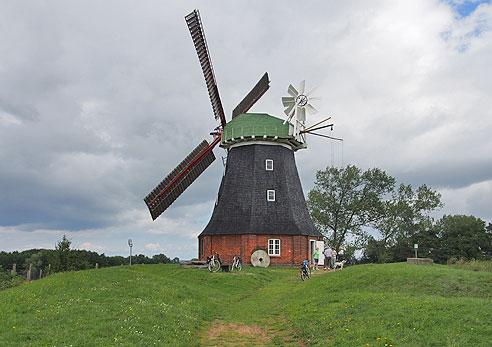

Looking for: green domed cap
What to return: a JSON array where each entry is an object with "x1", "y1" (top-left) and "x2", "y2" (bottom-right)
[{"x1": 221, "y1": 113, "x2": 306, "y2": 150}]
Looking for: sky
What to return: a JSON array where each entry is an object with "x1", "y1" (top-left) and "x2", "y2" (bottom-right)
[{"x1": 1, "y1": 0, "x2": 492, "y2": 260}]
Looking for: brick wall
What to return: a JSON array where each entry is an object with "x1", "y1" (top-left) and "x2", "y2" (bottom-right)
[{"x1": 199, "y1": 234, "x2": 323, "y2": 266}]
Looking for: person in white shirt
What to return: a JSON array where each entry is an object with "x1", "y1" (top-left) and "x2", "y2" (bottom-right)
[
  {"x1": 323, "y1": 247, "x2": 332, "y2": 270},
  {"x1": 338, "y1": 247, "x2": 344, "y2": 262}
]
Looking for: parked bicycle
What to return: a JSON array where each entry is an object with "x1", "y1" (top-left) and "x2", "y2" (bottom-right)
[
  {"x1": 207, "y1": 250, "x2": 222, "y2": 272},
  {"x1": 300, "y1": 260, "x2": 312, "y2": 281},
  {"x1": 229, "y1": 255, "x2": 242, "y2": 272}
]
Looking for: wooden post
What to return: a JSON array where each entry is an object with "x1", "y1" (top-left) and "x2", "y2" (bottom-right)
[
  {"x1": 27, "y1": 263, "x2": 32, "y2": 283},
  {"x1": 39, "y1": 269, "x2": 43, "y2": 279},
  {"x1": 95, "y1": 263, "x2": 99, "y2": 269},
  {"x1": 11, "y1": 263, "x2": 16, "y2": 275}
]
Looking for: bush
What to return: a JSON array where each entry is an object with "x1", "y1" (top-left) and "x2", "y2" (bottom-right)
[
  {"x1": 447, "y1": 257, "x2": 458, "y2": 265},
  {"x1": 0, "y1": 267, "x2": 24, "y2": 291},
  {"x1": 449, "y1": 258, "x2": 492, "y2": 272}
]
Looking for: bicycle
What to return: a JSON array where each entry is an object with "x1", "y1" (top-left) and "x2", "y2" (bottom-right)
[
  {"x1": 207, "y1": 250, "x2": 222, "y2": 272},
  {"x1": 229, "y1": 255, "x2": 242, "y2": 272},
  {"x1": 300, "y1": 260, "x2": 312, "y2": 281}
]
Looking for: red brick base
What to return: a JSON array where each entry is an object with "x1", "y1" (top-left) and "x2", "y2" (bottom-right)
[{"x1": 199, "y1": 234, "x2": 323, "y2": 266}]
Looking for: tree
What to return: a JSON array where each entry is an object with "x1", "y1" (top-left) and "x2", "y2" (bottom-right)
[
  {"x1": 360, "y1": 236, "x2": 387, "y2": 263},
  {"x1": 0, "y1": 247, "x2": 176, "y2": 273},
  {"x1": 307, "y1": 165, "x2": 395, "y2": 249},
  {"x1": 133, "y1": 254, "x2": 153, "y2": 265},
  {"x1": 376, "y1": 183, "x2": 443, "y2": 245},
  {"x1": 0, "y1": 251, "x2": 22, "y2": 273},
  {"x1": 23, "y1": 251, "x2": 49, "y2": 280},
  {"x1": 408, "y1": 225, "x2": 440, "y2": 261},
  {"x1": 50, "y1": 235, "x2": 74, "y2": 272},
  {"x1": 152, "y1": 253, "x2": 171, "y2": 264},
  {"x1": 435, "y1": 215, "x2": 492, "y2": 263}
]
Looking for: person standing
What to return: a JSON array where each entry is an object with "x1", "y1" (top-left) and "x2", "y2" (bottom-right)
[
  {"x1": 313, "y1": 247, "x2": 320, "y2": 270},
  {"x1": 331, "y1": 247, "x2": 337, "y2": 269},
  {"x1": 323, "y1": 247, "x2": 332, "y2": 270},
  {"x1": 338, "y1": 247, "x2": 344, "y2": 262}
]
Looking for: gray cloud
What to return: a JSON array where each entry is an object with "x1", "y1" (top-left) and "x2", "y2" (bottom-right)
[{"x1": 1, "y1": 1, "x2": 492, "y2": 259}]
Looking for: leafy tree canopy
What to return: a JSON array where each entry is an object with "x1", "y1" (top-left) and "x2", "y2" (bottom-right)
[
  {"x1": 435, "y1": 215, "x2": 492, "y2": 262},
  {"x1": 307, "y1": 165, "x2": 442, "y2": 250},
  {"x1": 376, "y1": 183, "x2": 443, "y2": 245}
]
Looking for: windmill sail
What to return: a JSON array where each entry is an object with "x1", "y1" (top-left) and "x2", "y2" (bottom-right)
[
  {"x1": 144, "y1": 139, "x2": 217, "y2": 220},
  {"x1": 232, "y1": 72, "x2": 270, "y2": 119},
  {"x1": 185, "y1": 9, "x2": 226, "y2": 127}
]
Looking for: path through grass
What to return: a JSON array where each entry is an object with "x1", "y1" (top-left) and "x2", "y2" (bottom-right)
[{"x1": 1, "y1": 263, "x2": 491, "y2": 346}]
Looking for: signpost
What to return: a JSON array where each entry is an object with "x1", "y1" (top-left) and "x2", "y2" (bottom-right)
[
  {"x1": 128, "y1": 239, "x2": 133, "y2": 266},
  {"x1": 407, "y1": 243, "x2": 433, "y2": 265}
]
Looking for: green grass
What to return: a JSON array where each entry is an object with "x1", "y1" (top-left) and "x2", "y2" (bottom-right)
[
  {"x1": 0, "y1": 265, "x2": 272, "y2": 346},
  {"x1": 1, "y1": 263, "x2": 491, "y2": 346},
  {"x1": 284, "y1": 263, "x2": 492, "y2": 346},
  {"x1": 449, "y1": 259, "x2": 492, "y2": 272}
]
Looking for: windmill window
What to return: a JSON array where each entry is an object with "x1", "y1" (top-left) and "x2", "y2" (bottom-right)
[
  {"x1": 265, "y1": 159, "x2": 273, "y2": 171},
  {"x1": 268, "y1": 239, "x2": 281, "y2": 256},
  {"x1": 267, "y1": 189, "x2": 275, "y2": 201}
]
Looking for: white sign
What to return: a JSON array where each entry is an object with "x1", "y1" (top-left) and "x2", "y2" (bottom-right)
[{"x1": 414, "y1": 244, "x2": 418, "y2": 249}]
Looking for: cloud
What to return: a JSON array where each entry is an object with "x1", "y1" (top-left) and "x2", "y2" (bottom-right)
[
  {"x1": 81, "y1": 242, "x2": 106, "y2": 252},
  {"x1": 1, "y1": 1, "x2": 491, "y2": 260},
  {"x1": 439, "y1": 179, "x2": 492, "y2": 220},
  {"x1": 144, "y1": 243, "x2": 161, "y2": 251}
]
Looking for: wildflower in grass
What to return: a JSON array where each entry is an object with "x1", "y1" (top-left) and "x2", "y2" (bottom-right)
[{"x1": 12, "y1": 326, "x2": 15, "y2": 329}]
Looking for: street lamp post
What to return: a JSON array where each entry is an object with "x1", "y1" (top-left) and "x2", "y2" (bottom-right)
[{"x1": 128, "y1": 239, "x2": 133, "y2": 266}]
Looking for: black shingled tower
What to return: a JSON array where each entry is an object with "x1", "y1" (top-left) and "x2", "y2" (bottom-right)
[{"x1": 200, "y1": 143, "x2": 322, "y2": 238}]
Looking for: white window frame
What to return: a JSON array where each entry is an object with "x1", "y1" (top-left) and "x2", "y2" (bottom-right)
[
  {"x1": 265, "y1": 159, "x2": 273, "y2": 171},
  {"x1": 268, "y1": 239, "x2": 281, "y2": 256},
  {"x1": 267, "y1": 189, "x2": 275, "y2": 201}
]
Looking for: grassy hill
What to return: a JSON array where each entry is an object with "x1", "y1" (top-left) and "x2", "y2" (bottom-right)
[{"x1": 1, "y1": 263, "x2": 491, "y2": 346}]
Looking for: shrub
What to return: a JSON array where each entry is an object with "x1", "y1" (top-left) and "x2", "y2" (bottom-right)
[
  {"x1": 447, "y1": 257, "x2": 457, "y2": 265},
  {"x1": 449, "y1": 258, "x2": 492, "y2": 272},
  {"x1": 0, "y1": 267, "x2": 24, "y2": 291}
]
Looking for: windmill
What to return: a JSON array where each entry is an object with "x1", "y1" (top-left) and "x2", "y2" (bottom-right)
[
  {"x1": 144, "y1": 10, "x2": 340, "y2": 266},
  {"x1": 282, "y1": 81, "x2": 320, "y2": 142},
  {"x1": 143, "y1": 9, "x2": 270, "y2": 221}
]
